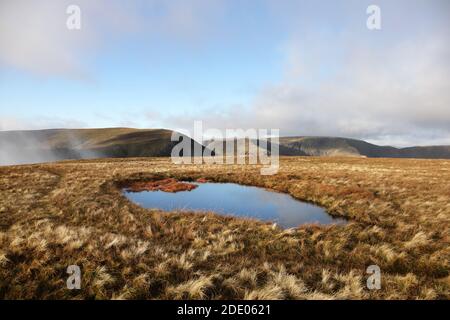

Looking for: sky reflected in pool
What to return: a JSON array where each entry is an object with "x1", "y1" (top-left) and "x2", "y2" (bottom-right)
[{"x1": 124, "y1": 182, "x2": 347, "y2": 229}]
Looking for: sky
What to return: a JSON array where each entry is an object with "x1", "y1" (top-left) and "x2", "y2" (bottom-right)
[{"x1": 0, "y1": 0, "x2": 449, "y2": 146}]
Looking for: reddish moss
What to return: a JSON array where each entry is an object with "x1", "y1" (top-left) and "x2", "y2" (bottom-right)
[{"x1": 125, "y1": 178, "x2": 197, "y2": 193}]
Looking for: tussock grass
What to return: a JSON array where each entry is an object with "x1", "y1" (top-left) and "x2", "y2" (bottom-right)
[{"x1": 0, "y1": 157, "x2": 449, "y2": 299}]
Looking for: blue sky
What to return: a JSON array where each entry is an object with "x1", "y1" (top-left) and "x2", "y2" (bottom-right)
[{"x1": 1, "y1": 0, "x2": 449, "y2": 146}]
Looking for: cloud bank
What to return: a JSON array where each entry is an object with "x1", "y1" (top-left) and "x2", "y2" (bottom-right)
[
  {"x1": 0, "y1": 0, "x2": 226, "y2": 77},
  {"x1": 158, "y1": 0, "x2": 450, "y2": 146},
  {"x1": 1, "y1": 0, "x2": 449, "y2": 146}
]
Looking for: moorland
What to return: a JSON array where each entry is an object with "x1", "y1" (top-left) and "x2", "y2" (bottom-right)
[{"x1": 0, "y1": 156, "x2": 448, "y2": 299}]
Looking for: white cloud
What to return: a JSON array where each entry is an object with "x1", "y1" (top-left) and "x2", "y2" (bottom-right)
[
  {"x1": 0, "y1": 0, "x2": 226, "y2": 77},
  {"x1": 1, "y1": 0, "x2": 449, "y2": 146},
  {"x1": 0, "y1": 0, "x2": 92, "y2": 77},
  {"x1": 160, "y1": 32, "x2": 450, "y2": 146}
]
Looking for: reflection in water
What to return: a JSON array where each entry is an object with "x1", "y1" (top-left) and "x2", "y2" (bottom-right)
[{"x1": 124, "y1": 182, "x2": 347, "y2": 229}]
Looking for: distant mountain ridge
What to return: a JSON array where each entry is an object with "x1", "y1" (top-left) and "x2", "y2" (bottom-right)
[
  {"x1": 277, "y1": 136, "x2": 450, "y2": 158},
  {"x1": 1, "y1": 128, "x2": 449, "y2": 165},
  {"x1": 205, "y1": 136, "x2": 450, "y2": 159}
]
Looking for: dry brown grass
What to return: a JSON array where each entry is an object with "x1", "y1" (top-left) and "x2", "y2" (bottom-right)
[{"x1": 0, "y1": 156, "x2": 449, "y2": 299}]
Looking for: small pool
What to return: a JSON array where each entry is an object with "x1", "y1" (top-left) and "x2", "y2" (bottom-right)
[{"x1": 123, "y1": 182, "x2": 346, "y2": 229}]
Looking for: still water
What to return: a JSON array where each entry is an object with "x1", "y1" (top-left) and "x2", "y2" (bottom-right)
[{"x1": 124, "y1": 182, "x2": 347, "y2": 229}]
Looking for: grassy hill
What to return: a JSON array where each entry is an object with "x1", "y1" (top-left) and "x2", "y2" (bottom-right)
[
  {"x1": 0, "y1": 128, "x2": 204, "y2": 165},
  {"x1": 206, "y1": 136, "x2": 450, "y2": 159},
  {"x1": 204, "y1": 138, "x2": 304, "y2": 157},
  {"x1": 278, "y1": 136, "x2": 450, "y2": 158},
  {"x1": 0, "y1": 157, "x2": 449, "y2": 299},
  {"x1": 1, "y1": 128, "x2": 449, "y2": 165}
]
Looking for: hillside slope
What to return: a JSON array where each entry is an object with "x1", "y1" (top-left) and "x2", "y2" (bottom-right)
[
  {"x1": 205, "y1": 136, "x2": 450, "y2": 159},
  {"x1": 204, "y1": 138, "x2": 305, "y2": 157},
  {"x1": 2, "y1": 129, "x2": 449, "y2": 165},
  {"x1": 0, "y1": 128, "x2": 204, "y2": 165},
  {"x1": 278, "y1": 137, "x2": 450, "y2": 159}
]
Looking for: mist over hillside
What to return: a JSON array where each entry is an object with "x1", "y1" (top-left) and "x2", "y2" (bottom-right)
[
  {"x1": 0, "y1": 128, "x2": 203, "y2": 166},
  {"x1": 1, "y1": 128, "x2": 450, "y2": 166}
]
